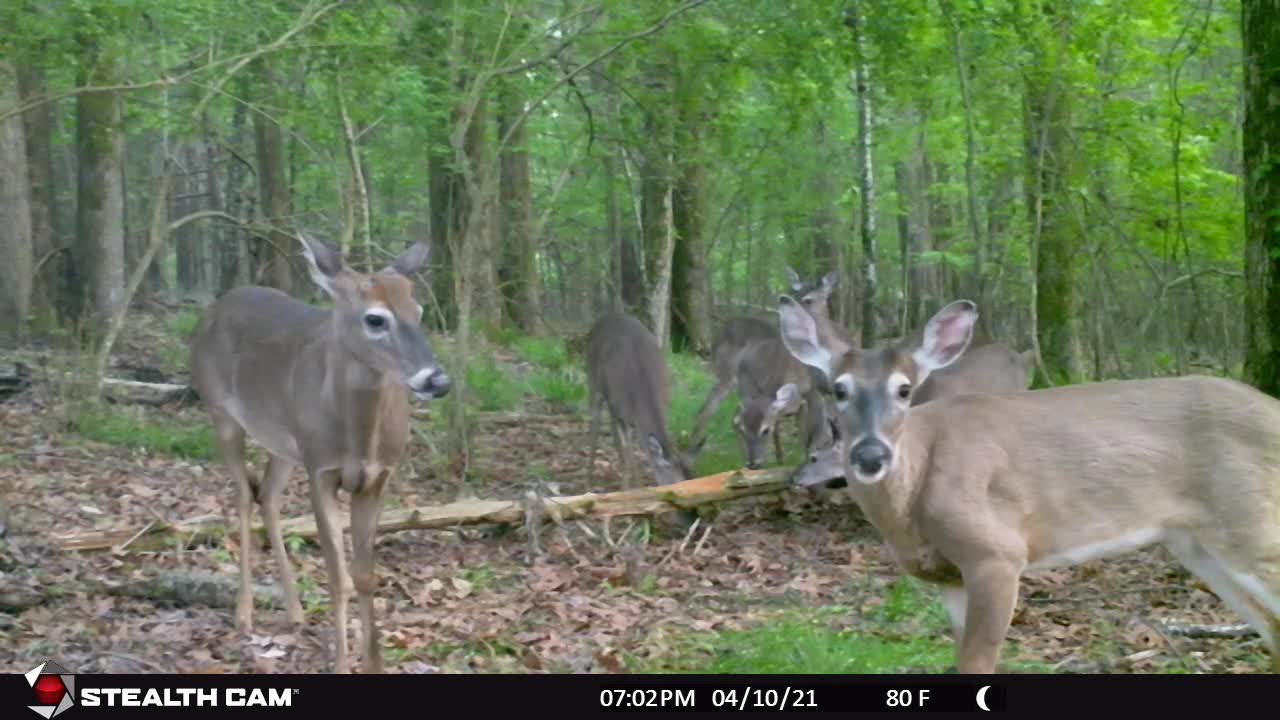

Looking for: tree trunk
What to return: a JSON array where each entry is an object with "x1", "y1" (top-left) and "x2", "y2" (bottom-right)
[
  {"x1": 671, "y1": 116, "x2": 711, "y2": 356},
  {"x1": 1024, "y1": 8, "x2": 1084, "y2": 384},
  {"x1": 848, "y1": 3, "x2": 878, "y2": 345},
  {"x1": 73, "y1": 32, "x2": 126, "y2": 327},
  {"x1": 220, "y1": 97, "x2": 251, "y2": 294},
  {"x1": 16, "y1": 63, "x2": 56, "y2": 326},
  {"x1": 496, "y1": 77, "x2": 544, "y2": 334},
  {"x1": 641, "y1": 71, "x2": 676, "y2": 347},
  {"x1": 939, "y1": 0, "x2": 987, "y2": 330},
  {"x1": 175, "y1": 143, "x2": 204, "y2": 296},
  {"x1": 1243, "y1": 0, "x2": 1280, "y2": 396},
  {"x1": 252, "y1": 72, "x2": 293, "y2": 295},
  {"x1": 464, "y1": 94, "x2": 500, "y2": 330},
  {"x1": 0, "y1": 61, "x2": 34, "y2": 340},
  {"x1": 811, "y1": 118, "x2": 841, "y2": 320}
]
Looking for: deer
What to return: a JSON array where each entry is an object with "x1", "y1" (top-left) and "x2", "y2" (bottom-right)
[
  {"x1": 775, "y1": 294, "x2": 1280, "y2": 674},
  {"x1": 793, "y1": 341, "x2": 1036, "y2": 489},
  {"x1": 686, "y1": 315, "x2": 827, "y2": 470},
  {"x1": 585, "y1": 312, "x2": 693, "y2": 490},
  {"x1": 189, "y1": 233, "x2": 450, "y2": 674}
]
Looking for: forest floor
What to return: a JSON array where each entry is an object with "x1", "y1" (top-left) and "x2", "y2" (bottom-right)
[{"x1": 0, "y1": 304, "x2": 1270, "y2": 675}]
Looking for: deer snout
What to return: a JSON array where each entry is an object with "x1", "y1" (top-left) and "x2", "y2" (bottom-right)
[
  {"x1": 408, "y1": 367, "x2": 451, "y2": 398},
  {"x1": 850, "y1": 440, "x2": 891, "y2": 480}
]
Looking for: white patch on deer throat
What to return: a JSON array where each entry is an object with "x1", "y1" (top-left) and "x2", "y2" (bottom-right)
[{"x1": 1026, "y1": 528, "x2": 1164, "y2": 571}]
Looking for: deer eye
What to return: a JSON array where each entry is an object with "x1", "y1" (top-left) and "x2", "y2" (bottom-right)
[
  {"x1": 896, "y1": 383, "x2": 912, "y2": 400},
  {"x1": 364, "y1": 313, "x2": 388, "y2": 331},
  {"x1": 801, "y1": 297, "x2": 814, "y2": 306},
  {"x1": 761, "y1": 426, "x2": 771, "y2": 436},
  {"x1": 833, "y1": 382, "x2": 850, "y2": 402}
]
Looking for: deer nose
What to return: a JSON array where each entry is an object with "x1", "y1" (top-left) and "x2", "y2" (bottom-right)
[
  {"x1": 409, "y1": 368, "x2": 451, "y2": 398},
  {"x1": 850, "y1": 440, "x2": 890, "y2": 476}
]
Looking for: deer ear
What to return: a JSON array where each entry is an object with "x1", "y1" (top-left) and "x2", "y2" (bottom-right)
[
  {"x1": 298, "y1": 233, "x2": 345, "y2": 297},
  {"x1": 771, "y1": 383, "x2": 800, "y2": 414},
  {"x1": 646, "y1": 434, "x2": 666, "y2": 460},
  {"x1": 386, "y1": 241, "x2": 431, "y2": 277},
  {"x1": 822, "y1": 272, "x2": 839, "y2": 291},
  {"x1": 911, "y1": 300, "x2": 978, "y2": 380},
  {"x1": 778, "y1": 295, "x2": 835, "y2": 377}
]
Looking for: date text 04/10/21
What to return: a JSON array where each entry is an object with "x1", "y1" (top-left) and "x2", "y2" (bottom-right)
[{"x1": 598, "y1": 686, "x2": 819, "y2": 711}]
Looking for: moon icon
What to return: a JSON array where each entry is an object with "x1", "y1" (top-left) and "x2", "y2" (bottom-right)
[{"x1": 976, "y1": 685, "x2": 992, "y2": 712}]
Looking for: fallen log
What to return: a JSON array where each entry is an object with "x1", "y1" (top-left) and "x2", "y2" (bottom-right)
[{"x1": 53, "y1": 467, "x2": 794, "y2": 553}]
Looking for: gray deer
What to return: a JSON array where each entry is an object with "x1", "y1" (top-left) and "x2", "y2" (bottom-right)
[
  {"x1": 585, "y1": 312, "x2": 693, "y2": 489},
  {"x1": 189, "y1": 233, "x2": 450, "y2": 674}
]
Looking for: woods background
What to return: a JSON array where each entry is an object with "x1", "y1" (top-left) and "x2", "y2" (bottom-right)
[{"x1": 2, "y1": 0, "x2": 1279, "y2": 459}]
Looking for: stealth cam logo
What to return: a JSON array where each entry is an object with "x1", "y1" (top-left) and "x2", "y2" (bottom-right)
[{"x1": 25, "y1": 661, "x2": 75, "y2": 718}]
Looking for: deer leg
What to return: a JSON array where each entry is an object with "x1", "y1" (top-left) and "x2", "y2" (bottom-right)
[
  {"x1": 586, "y1": 390, "x2": 602, "y2": 487},
  {"x1": 1166, "y1": 532, "x2": 1279, "y2": 672},
  {"x1": 956, "y1": 560, "x2": 1022, "y2": 674},
  {"x1": 209, "y1": 408, "x2": 256, "y2": 633},
  {"x1": 309, "y1": 469, "x2": 351, "y2": 674},
  {"x1": 260, "y1": 453, "x2": 304, "y2": 625},
  {"x1": 349, "y1": 472, "x2": 388, "y2": 674},
  {"x1": 610, "y1": 416, "x2": 631, "y2": 489}
]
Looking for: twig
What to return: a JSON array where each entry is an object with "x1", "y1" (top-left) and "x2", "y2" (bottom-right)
[
  {"x1": 692, "y1": 523, "x2": 713, "y2": 556},
  {"x1": 114, "y1": 520, "x2": 158, "y2": 554},
  {"x1": 1158, "y1": 621, "x2": 1258, "y2": 639}
]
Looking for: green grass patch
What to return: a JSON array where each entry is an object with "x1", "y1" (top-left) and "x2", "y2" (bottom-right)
[
  {"x1": 168, "y1": 310, "x2": 202, "y2": 340},
  {"x1": 527, "y1": 368, "x2": 587, "y2": 411},
  {"x1": 465, "y1": 357, "x2": 523, "y2": 411},
  {"x1": 513, "y1": 335, "x2": 571, "y2": 371},
  {"x1": 637, "y1": 608, "x2": 955, "y2": 674},
  {"x1": 73, "y1": 405, "x2": 216, "y2": 460}
]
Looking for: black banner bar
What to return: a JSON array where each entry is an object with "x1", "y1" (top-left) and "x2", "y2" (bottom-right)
[{"x1": 4, "y1": 671, "x2": 1274, "y2": 717}]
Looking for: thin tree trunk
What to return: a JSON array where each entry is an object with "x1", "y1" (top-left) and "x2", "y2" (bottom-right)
[
  {"x1": 336, "y1": 75, "x2": 373, "y2": 271},
  {"x1": 220, "y1": 97, "x2": 251, "y2": 293},
  {"x1": 496, "y1": 77, "x2": 543, "y2": 334},
  {"x1": 252, "y1": 68, "x2": 293, "y2": 294},
  {"x1": 939, "y1": 0, "x2": 987, "y2": 328},
  {"x1": 73, "y1": 30, "x2": 126, "y2": 327},
  {"x1": 1243, "y1": 0, "x2": 1280, "y2": 396},
  {"x1": 671, "y1": 116, "x2": 711, "y2": 355},
  {"x1": 1023, "y1": 5, "x2": 1083, "y2": 384},
  {"x1": 0, "y1": 60, "x2": 34, "y2": 340},
  {"x1": 641, "y1": 66, "x2": 676, "y2": 346},
  {"x1": 811, "y1": 118, "x2": 841, "y2": 320},
  {"x1": 848, "y1": 2, "x2": 878, "y2": 345},
  {"x1": 16, "y1": 62, "x2": 56, "y2": 325}
]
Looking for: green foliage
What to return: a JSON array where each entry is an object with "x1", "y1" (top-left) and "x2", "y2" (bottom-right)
[
  {"x1": 527, "y1": 368, "x2": 587, "y2": 411},
  {"x1": 73, "y1": 405, "x2": 216, "y2": 460},
  {"x1": 167, "y1": 310, "x2": 201, "y2": 340},
  {"x1": 638, "y1": 607, "x2": 955, "y2": 674},
  {"x1": 465, "y1": 357, "x2": 523, "y2": 412}
]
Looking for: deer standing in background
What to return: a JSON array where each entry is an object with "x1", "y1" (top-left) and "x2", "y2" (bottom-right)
[
  {"x1": 776, "y1": 294, "x2": 1280, "y2": 673},
  {"x1": 585, "y1": 312, "x2": 693, "y2": 489},
  {"x1": 687, "y1": 316, "x2": 827, "y2": 470},
  {"x1": 189, "y1": 234, "x2": 450, "y2": 674}
]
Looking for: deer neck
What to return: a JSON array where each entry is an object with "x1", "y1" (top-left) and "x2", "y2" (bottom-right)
[
  {"x1": 314, "y1": 317, "x2": 408, "y2": 493},
  {"x1": 847, "y1": 430, "x2": 940, "y2": 575}
]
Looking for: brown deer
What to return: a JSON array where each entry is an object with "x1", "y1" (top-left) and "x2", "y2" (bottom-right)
[
  {"x1": 585, "y1": 312, "x2": 692, "y2": 489},
  {"x1": 189, "y1": 233, "x2": 450, "y2": 674},
  {"x1": 776, "y1": 294, "x2": 1280, "y2": 673}
]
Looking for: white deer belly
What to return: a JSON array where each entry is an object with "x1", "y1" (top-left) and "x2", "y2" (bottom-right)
[{"x1": 1026, "y1": 527, "x2": 1165, "y2": 572}]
